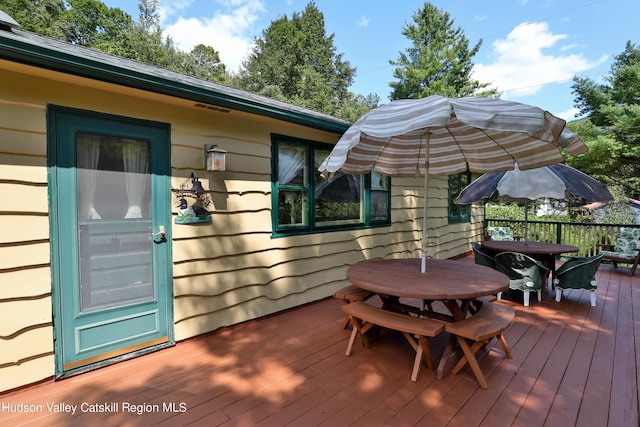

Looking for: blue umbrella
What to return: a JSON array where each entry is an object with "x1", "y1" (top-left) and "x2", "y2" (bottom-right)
[{"x1": 455, "y1": 163, "x2": 614, "y2": 240}]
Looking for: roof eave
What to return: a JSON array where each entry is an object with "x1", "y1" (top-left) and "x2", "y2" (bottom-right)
[{"x1": 0, "y1": 31, "x2": 351, "y2": 134}]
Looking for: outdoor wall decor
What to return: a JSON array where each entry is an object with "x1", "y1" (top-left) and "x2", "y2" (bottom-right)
[{"x1": 172, "y1": 173, "x2": 212, "y2": 224}]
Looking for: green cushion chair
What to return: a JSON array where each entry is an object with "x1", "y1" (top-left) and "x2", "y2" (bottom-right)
[
  {"x1": 553, "y1": 253, "x2": 604, "y2": 307},
  {"x1": 471, "y1": 241, "x2": 495, "y2": 269},
  {"x1": 495, "y1": 251, "x2": 549, "y2": 307},
  {"x1": 486, "y1": 226, "x2": 516, "y2": 241},
  {"x1": 599, "y1": 227, "x2": 640, "y2": 276}
]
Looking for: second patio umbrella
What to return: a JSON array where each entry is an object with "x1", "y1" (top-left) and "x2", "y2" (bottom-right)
[
  {"x1": 318, "y1": 95, "x2": 588, "y2": 272},
  {"x1": 455, "y1": 163, "x2": 614, "y2": 240}
]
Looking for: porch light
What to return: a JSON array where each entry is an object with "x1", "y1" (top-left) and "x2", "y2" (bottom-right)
[{"x1": 205, "y1": 144, "x2": 226, "y2": 171}]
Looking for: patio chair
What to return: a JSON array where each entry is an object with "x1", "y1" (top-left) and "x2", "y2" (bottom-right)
[
  {"x1": 471, "y1": 241, "x2": 495, "y2": 269},
  {"x1": 485, "y1": 226, "x2": 521, "y2": 241},
  {"x1": 599, "y1": 227, "x2": 640, "y2": 276},
  {"x1": 494, "y1": 251, "x2": 549, "y2": 307},
  {"x1": 554, "y1": 253, "x2": 604, "y2": 306}
]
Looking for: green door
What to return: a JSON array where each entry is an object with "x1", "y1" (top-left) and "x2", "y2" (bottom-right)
[{"x1": 49, "y1": 106, "x2": 173, "y2": 376}]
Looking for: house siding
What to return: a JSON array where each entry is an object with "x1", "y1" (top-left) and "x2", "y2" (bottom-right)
[
  {"x1": 0, "y1": 60, "x2": 476, "y2": 392},
  {"x1": 0, "y1": 85, "x2": 53, "y2": 391}
]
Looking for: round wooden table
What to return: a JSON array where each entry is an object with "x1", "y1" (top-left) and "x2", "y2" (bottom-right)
[
  {"x1": 347, "y1": 258, "x2": 509, "y2": 378},
  {"x1": 481, "y1": 240, "x2": 579, "y2": 280},
  {"x1": 480, "y1": 240, "x2": 578, "y2": 257},
  {"x1": 347, "y1": 258, "x2": 508, "y2": 307}
]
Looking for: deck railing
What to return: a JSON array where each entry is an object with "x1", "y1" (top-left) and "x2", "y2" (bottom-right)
[{"x1": 484, "y1": 219, "x2": 640, "y2": 257}]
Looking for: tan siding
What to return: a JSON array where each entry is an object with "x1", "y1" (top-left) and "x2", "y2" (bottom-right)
[
  {"x1": 0, "y1": 162, "x2": 47, "y2": 181},
  {"x1": 0, "y1": 243, "x2": 50, "y2": 270},
  {"x1": 0, "y1": 267, "x2": 51, "y2": 299},
  {"x1": 1, "y1": 356, "x2": 55, "y2": 392},
  {"x1": 0, "y1": 215, "x2": 49, "y2": 244},
  {"x1": 0, "y1": 326, "x2": 53, "y2": 366},
  {"x1": 0, "y1": 86, "x2": 53, "y2": 391},
  {"x1": 0, "y1": 183, "x2": 48, "y2": 214},
  {"x1": 0, "y1": 297, "x2": 52, "y2": 338}
]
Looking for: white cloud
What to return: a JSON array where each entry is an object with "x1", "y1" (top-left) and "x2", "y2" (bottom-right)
[
  {"x1": 358, "y1": 16, "x2": 369, "y2": 27},
  {"x1": 162, "y1": 0, "x2": 267, "y2": 73},
  {"x1": 158, "y1": 0, "x2": 196, "y2": 23},
  {"x1": 473, "y1": 22, "x2": 608, "y2": 98},
  {"x1": 554, "y1": 107, "x2": 581, "y2": 121}
]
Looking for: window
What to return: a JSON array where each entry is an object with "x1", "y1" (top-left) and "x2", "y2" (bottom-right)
[
  {"x1": 448, "y1": 172, "x2": 471, "y2": 223},
  {"x1": 272, "y1": 135, "x2": 390, "y2": 236}
]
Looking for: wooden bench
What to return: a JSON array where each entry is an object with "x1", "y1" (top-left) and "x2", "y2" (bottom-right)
[
  {"x1": 342, "y1": 301, "x2": 445, "y2": 382},
  {"x1": 445, "y1": 301, "x2": 515, "y2": 389},
  {"x1": 333, "y1": 285, "x2": 376, "y2": 329}
]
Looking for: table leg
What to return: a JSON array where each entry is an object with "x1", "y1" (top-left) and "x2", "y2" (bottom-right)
[
  {"x1": 436, "y1": 299, "x2": 470, "y2": 378},
  {"x1": 437, "y1": 335, "x2": 462, "y2": 379}
]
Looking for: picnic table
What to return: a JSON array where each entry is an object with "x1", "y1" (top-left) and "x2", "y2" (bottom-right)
[{"x1": 346, "y1": 258, "x2": 509, "y2": 378}]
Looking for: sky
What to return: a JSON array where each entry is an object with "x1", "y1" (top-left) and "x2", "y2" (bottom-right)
[{"x1": 101, "y1": 0, "x2": 638, "y2": 121}]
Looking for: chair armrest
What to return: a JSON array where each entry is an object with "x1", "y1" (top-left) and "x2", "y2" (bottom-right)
[
  {"x1": 556, "y1": 259, "x2": 590, "y2": 276},
  {"x1": 556, "y1": 254, "x2": 604, "y2": 277},
  {"x1": 598, "y1": 243, "x2": 615, "y2": 251}
]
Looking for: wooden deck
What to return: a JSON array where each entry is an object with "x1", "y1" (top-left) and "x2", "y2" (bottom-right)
[{"x1": 1, "y1": 256, "x2": 639, "y2": 426}]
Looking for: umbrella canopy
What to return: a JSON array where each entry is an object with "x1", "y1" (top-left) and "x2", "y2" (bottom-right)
[
  {"x1": 456, "y1": 163, "x2": 613, "y2": 205},
  {"x1": 455, "y1": 163, "x2": 614, "y2": 239},
  {"x1": 319, "y1": 95, "x2": 587, "y2": 178},
  {"x1": 318, "y1": 95, "x2": 589, "y2": 272}
]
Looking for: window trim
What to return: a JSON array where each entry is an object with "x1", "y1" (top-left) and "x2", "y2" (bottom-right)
[
  {"x1": 271, "y1": 134, "x2": 391, "y2": 237},
  {"x1": 448, "y1": 171, "x2": 472, "y2": 224}
]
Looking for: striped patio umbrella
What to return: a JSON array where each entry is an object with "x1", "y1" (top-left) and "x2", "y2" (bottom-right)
[{"x1": 318, "y1": 95, "x2": 588, "y2": 272}]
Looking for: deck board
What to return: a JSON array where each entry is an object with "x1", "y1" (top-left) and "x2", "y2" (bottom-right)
[{"x1": 1, "y1": 256, "x2": 638, "y2": 426}]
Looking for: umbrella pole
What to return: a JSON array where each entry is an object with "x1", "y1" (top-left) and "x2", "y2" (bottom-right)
[
  {"x1": 524, "y1": 201, "x2": 529, "y2": 241},
  {"x1": 422, "y1": 171, "x2": 428, "y2": 273},
  {"x1": 421, "y1": 133, "x2": 429, "y2": 273}
]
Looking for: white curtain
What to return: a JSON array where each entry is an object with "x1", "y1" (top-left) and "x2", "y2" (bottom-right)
[
  {"x1": 77, "y1": 134, "x2": 101, "y2": 219},
  {"x1": 122, "y1": 139, "x2": 149, "y2": 219},
  {"x1": 278, "y1": 145, "x2": 305, "y2": 184}
]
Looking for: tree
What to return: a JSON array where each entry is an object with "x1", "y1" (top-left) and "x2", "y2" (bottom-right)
[
  {"x1": 569, "y1": 41, "x2": 640, "y2": 199},
  {"x1": 237, "y1": 1, "x2": 377, "y2": 119},
  {"x1": 0, "y1": 0, "x2": 228, "y2": 84},
  {"x1": 389, "y1": 2, "x2": 497, "y2": 100},
  {"x1": 184, "y1": 44, "x2": 227, "y2": 82},
  {"x1": 0, "y1": 0, "x2": 69, "y2": 39},
  {"x1": 334, "y1": 92, "x2": 381, "y2": 123}
]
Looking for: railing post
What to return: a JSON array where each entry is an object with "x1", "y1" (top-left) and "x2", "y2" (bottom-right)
[{"x1": 556, "y1": 222, "x2": 562, "y2": 244}]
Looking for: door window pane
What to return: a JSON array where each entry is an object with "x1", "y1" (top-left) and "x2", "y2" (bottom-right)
[{"x1": 77, "y1": 133, "x2": 153, "y2": 310}]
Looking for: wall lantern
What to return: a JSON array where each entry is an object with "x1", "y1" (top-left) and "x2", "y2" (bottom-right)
[{"x1": 205, "y1": 144, "x2": 227, "y2": 171}]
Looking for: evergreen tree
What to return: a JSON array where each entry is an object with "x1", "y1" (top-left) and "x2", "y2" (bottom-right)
[
  {"x1": 569, "y1": 41, "x2": 640, "y2": 199},
  {"x1": 238, "y1": 1, "x2": 376, "y2": 119},
  {"x1": 389, "y1": 2, "x2": 497, "y2": 100}
]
